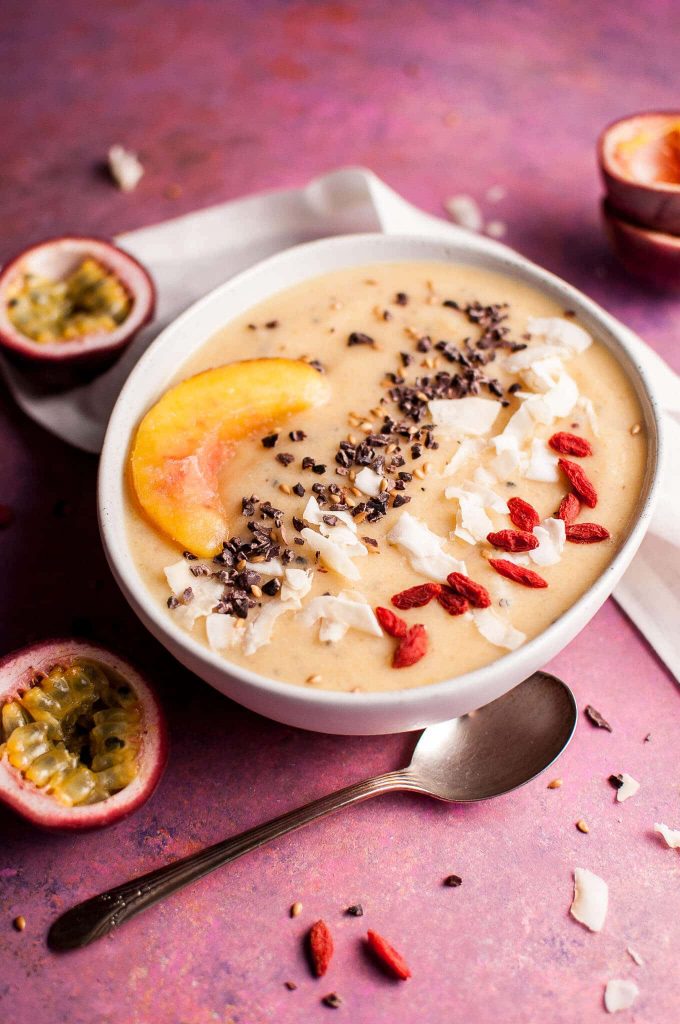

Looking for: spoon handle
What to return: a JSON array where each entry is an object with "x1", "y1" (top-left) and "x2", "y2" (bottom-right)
[{"x1": 48, "y1": 768, "x2": 416, "y2": 951}]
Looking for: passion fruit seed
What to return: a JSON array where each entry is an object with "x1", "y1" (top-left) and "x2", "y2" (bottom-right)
[
  {"x1": 0, "y1": 659, "x2": 141, "y2": 807},
  {"x1": 6, "y1": 257, "x2": 131, "y2": 344}
]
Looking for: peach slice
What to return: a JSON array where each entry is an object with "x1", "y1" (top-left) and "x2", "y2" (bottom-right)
[{"x1": 129, "y1": 358, "x2": 330, "y2": 557}]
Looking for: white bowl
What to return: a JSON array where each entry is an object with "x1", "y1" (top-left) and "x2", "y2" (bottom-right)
[{"x1": 98, "y1": 233, "x2": 662, "y2": 735}]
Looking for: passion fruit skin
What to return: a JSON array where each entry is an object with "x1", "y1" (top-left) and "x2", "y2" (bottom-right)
[
  {"x1": 602, "y1": 200, "x2": 680, "y2": 293},
  {"x1": 598, "y1": 111, "x2": 680, "y2": 235},
  {"x1": 0, "y1": 639, "x2": 167, "y2": 830},
  {"x1": 0, "y1": 236, "x2": 156, "y2": 369}
]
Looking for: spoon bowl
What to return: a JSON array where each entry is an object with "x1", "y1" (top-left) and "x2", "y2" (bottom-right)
[
  {"x1": 409, "y1": 671, "x2": 577, "y2": 802},
  {"x1": 48, "y1": 670, "x2": 577, "y2": 951}
]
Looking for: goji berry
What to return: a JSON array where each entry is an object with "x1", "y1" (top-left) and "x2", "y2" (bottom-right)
[
  {"x1": 446, "y1": 572, "x2": 491, "y2": 609},
  {"x1": 507, "y1": 496, "x2": 539, "y2": 532},
  {"x1": 436, "y1": 587, "x2": 469, "y2": 616},
  {"x1": 488, "y1": 558, "x2": 548, "y2": 588},
  {"x1": 366, "y1": 929, "x2": 412, "y2": 980},
  {"x1": 376, "y1": 606, "x2": 408, "y2": 638},
  {"x1": 393, "y1": 624, "x2": 428, "y2": 668},
  {"x1": 557, "y1": 493, "x2": 580, "y2": 524},
  {"x1": 549, "y1": 432, "x2": 593, "y2": 457},
  {"x1": 391, "y1": 582, "x2": 441, "y2": 609},
  {"x1": 308, "y1": 920, "x2": 334, "y2": 977},
  {"x1": 487, "y1": 529, "x2": 539, "y2": 553},
  {"x1": 558, "y1": 458, "x2": 598, "y2": 508},
  {"x1": 565, "y1": 523, "x2": 610, "y2": 543}
]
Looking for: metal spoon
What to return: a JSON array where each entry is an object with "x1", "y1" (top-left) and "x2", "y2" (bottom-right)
[{"x1": 48, "y1": 670, "x2": 576, "y2": 951}]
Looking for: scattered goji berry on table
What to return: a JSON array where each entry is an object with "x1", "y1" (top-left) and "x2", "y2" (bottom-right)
[
  {"x1": 436, "y1": 587, "x2": 469, "y2": 616},
  {"x1": 507, "y1": 496, "x2": 539, "y2": 532},
  {"x1": 558, "y1": 458, "x2": 598, "y2": 508},
  {"x1": 391, "y1": 582, "x2": 441, "y2": 609},
  {"x1": 308, "y1": 920, "x2": 334, "y2": 977},
  {"x1": 393, "y1": 624, "x2": 428, "y2": 668},
  {"x1": 557, "y1": 493, "x2": 580, "y2": 524},
  {"x1": 366, "y1": 929, "x2": 412, "y2": 980},
  {"x1": 549, "y1": 432, "x2": 593, "y2": 457},
  {"x1": 488, "y1": 558, "x2": 548, "y2": 588},
  {"x1": 446, "y1": 572, "x2": 491, "y2": 609},
  {"x1": 565, "y1": 523, "x2": 610, "y2": 543},
  {"x1": 376, "y1": 606, "x2": 408, "y2": 638},
  {"x1": 487, "y1": 529, "x2": 539, "y2": 552}
]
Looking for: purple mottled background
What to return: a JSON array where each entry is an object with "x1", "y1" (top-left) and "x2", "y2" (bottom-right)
[{"x1": 1, "y1": 2, "x2": 679, "y2": 1022}]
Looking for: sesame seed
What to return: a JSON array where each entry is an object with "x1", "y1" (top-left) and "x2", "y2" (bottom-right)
[
  {"x1": 250, "y1": 585, "x2": 263, "y2": 598},
  {"x1": 279, "y1": 483, "x2": 292, "y2": 495},
  {"x1": 306, "y1": 674, "x2": 322, "y2": 685},
  {"x1": 290, "y1": 901, "x2": 303, "y2": 918},
  {"x1": 547, "y1": 778, "x2": 563, "y2": 789},
  {"x1": 576, "y1": 819, "x2": 589, "y2": 833},
  {"x1": 13, "y1": 916, "x2": 26, "y2": 932},
  {"x1": 630, "y1": 423, "x2": 641, "y2": 435}
]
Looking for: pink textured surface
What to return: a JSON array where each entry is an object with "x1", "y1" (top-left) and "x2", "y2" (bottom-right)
[{"x1": 1, "y1": 2, "x2": 679, "y2": 1022}]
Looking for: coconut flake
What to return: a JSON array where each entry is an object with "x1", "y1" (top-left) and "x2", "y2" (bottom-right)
[
  {"x1": 164, "y1": 560, "x2": 223, "y2": 627},
  {"x1": 472, "y1": 607, "x2": 526, "y2": 651},
  {"x1": 490, "y1": 437, "x2": 528, "y2": 479},
  {"x1": 528, "y1": 517, "x2": 565, "y2": 567},
  {"x1": 300, "y1": 592, "x2": 382, "y2": 643},
  {"x1": 526, "y1": 316, "x2": 592, "y2": 355},
  {"x1": 303, "y1": 495, "x2": 356, "y2": 533},
  {"x1": 578, "y1": 396, "x2": 601, "y2": 437},
  {"x1": 654, "y1": 822, "x2": 680, "y2": 848},
  {"x1": 387, "y1": 512, "x2": 466, "y2": 583},
  {"x1": 616, "y1": 773, "x2": 640, "y2": 803},
  {"x1": 245, "y1": 558, "x2": 283, "y2": 577},
  {"x1": 429, "y1": 397, "x2": 501, "y2": 439},
  {"x1": 604, "y1": 979, "x2": 639, "y2": 1013},
  {"x1": 505, "y1": 344, "x2": 568, "y2": 374},
  {"x1": 627, "y1": 947, "x2": 644, "y2": 967},
  {"x1": 280, "y1": 566, "x2": 313, "y2": 605},
  {"x1": 444, "y1": 194, "x2": 483, "y2": 232},
  {"x1": 243, "y1": 600, "x2": 297, "y2": 656},
  {"x1": 570, "y1": 868, "x2": 608, "y2": 932},
  {"x1": 206, "y1": 613, "x2": 244, "y2": 652},
  {"x1": 300, "y1": 527, "x2": 365, "y2": 580},
  {"x1": 354, "y1": 466, "x2": 384, "y2": 498},
  {"x1": 452, "y1": 494, "x2": 494, "y2": 544},
  {"x1": 108, "y1": 144, "x2": 144, "y2": 192},
  {"x1": 525, "y1": 438, "x2": 559, "y2": 482},
  {"x1": 442, "y1": 438, "x2": 486, "y2": 478}
]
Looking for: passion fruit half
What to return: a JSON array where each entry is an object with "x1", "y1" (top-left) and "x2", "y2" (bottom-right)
[
  {"x1": 0, "y1": 236, "x2": 155, "y2": 367},
  {"x1": 599, "y1": 111, "x2": 680, "y2": 234},
  {"x1": 0, "y1": 639, "x2": 167, "y2": 829}
]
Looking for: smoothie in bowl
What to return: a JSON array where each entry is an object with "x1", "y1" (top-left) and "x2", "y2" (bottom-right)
[{"x1": 123, "y1": 260, "x2": 647, "y2": 696}]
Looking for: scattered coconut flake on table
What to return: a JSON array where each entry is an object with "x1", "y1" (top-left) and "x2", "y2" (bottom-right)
[
  {"x1": 654, "y1": 822, "x2": 680, "y2": 848},
  {"x1": 107, "y1": 144, "x2": 144, "y2": 192},
  {"x1": 604, "y1": 979, "x2": 639, "y2": 1014},
  {"x1": 429, "y1": 396, "x2": 501, "y2": 438},
  {"x1": 472, "y1": 607, "x2": 525, "y2": 651},
  {"x1": 354, "y1": 466, "x2": 383, "y2": 498},
  {"x1": 387, "y1": 512, "x2": 466, "y2": 583},
  {"x1": 616, "y1": 773, "x2": 640, "y2": 802},
  {"x1": 627, "y1": 947, "x2": 644, "y2": 967},
  {"x1": 444, "y1": 194, "x2": 483, "y2": 232},
  {"x1": 300, "y1": 527, "x2": 366, "y2": 580},
  {"x1": 299, "y1": 592, "x2": 382, "y2": 643},
  {"x1": 206, "y1": 613, "x2": 244, "y2": 652},
  {"x1": 570, "y1": 867, "x2": 608, "y2": 932}
]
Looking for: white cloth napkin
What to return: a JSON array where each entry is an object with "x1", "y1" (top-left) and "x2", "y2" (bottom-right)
[{"x1": 1, "y1": 168, "x2": 678, "y2": 679}]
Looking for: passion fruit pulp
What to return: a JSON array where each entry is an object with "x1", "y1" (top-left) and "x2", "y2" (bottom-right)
[
  {"x1": 0, "y1": 640, "x2": 166, "y2": 829},
  {"x1": 0, "y1": 236, "x2": 155, "y2": 368}
]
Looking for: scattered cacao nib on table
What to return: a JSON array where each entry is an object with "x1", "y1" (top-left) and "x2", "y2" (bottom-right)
[{"x1": 584, "y1": 705, "x2": 613, "y2": 732}]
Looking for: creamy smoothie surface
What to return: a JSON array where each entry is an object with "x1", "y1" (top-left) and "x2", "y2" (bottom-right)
[{"x1": 126, "y1": 261, "x2": 647, "y2": 692}]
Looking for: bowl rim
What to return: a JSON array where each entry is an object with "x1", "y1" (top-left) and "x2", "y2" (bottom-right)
[{"x1": 98, "y1": 231, "x2": 664, "y2": 714}]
